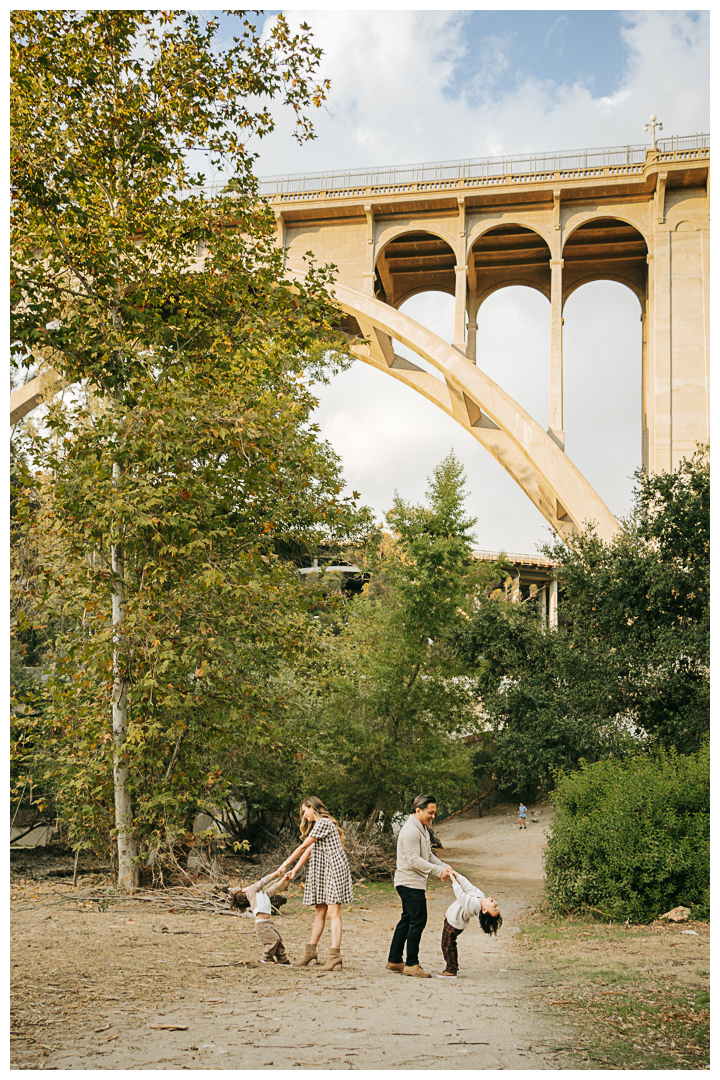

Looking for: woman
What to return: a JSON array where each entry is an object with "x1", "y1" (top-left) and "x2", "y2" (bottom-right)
[{"x1": 278, "y1": 796, "x2": 353, "y2": 971}]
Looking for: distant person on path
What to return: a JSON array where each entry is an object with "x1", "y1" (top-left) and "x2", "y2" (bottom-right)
[
  {"x1": 386, "y1": 793, "x2": 453, "y2": 979},
  {"x1": 236, "y1": 870, "x2": 292, "y2": 966},
  {"x1": 437, "y1": 870, "x2": 502, "y2": 979},
  {"x1": 278, "y1": 796, "x2": 353, "y2": 972},
  {"x1": 518, "y1": 803, "x2": 528, "y2": 829}
]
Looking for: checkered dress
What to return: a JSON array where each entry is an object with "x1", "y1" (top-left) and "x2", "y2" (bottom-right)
[{"x1": 303, "y1": 816, "x2": 353, "y2": 906}]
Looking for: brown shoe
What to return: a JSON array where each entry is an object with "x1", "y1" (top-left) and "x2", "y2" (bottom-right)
[
  {"x1": 318, "y1": 947, "x2": 342, "y2": 972},
  {"x1": 386, "y1": 961, "x2": 405, "y2": 974},
  {"x1": 403, "y1": 964, "x2": 431, "y2": 978},
  {"x1": 294, "y1": 943, "x2": 318, "y2": 967}
]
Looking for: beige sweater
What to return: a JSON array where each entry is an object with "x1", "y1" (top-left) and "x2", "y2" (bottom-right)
[{"x1": 393, "y1": 814, "x2": 448, "y2": 889}]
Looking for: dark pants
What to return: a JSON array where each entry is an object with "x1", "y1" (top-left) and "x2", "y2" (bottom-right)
[
  {"x1": 441, "y1": 917, "x2": 464, "y2": 975},
  {"x1": 388, "y1": 885, "x2": 427, "y2": 967}
]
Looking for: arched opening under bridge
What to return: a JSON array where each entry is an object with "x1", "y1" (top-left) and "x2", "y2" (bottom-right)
[
  {"x1": 374, "y1": 230, "x2": 456, "y2": 308},
  {"x1": 560, "y1": 217, "x2": 647, "y2": 518},
  {"x1": 475, "y1": 285, "x2": 550, "y2": 433},
  {"x1": 563, "y1": 281, "x2": 643, "y2": 520},
  {"x1": 471, "y1": 224, "x2": 551, "y2": 303},
  {"x1": 562, "y1": 217, "x2": 648, "y2": 305}
]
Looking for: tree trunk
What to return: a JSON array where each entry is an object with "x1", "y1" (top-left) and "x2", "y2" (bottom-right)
[{"x1": 111, "y1": 461, "x2": 138, "y2": 890}]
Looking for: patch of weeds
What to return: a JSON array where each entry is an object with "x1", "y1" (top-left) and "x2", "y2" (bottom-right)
[
  {"x1": 520, "y1": 914, "x2": 611, "y2": 946},
  {"x1": 586, "y1": 968, "x2": 635, "y2": 986},
  {"x1": 352, "y1": 881, "x2": 397, "y2": 907},
  {"x1": 521, "y1": 914, "x2": 709, "y2": 1069},
  {"x1": 569, "y1": 980, "x2": 709, "y2": 1070}
]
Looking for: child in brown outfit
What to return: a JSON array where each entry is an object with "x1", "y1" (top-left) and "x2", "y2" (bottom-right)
[{"x1": 232, "y1": 870, "x2": 291, "y2": 965}]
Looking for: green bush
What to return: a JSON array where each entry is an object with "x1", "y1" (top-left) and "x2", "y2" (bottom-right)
[{"x1": 544, "y1": 741, "x2": 709, "y2": 923}]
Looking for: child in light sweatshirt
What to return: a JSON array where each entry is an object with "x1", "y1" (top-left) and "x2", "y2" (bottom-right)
[
  {"x1": 437, "y1": 870, "x2": 502, "y2": 979},
  {"x1": 229, "y1": 870, "x2": 292, "y2": 965}
]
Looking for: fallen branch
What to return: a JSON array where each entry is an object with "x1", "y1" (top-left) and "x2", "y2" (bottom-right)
[
  {"x1": 59, "y1": 888, "x2": 243, "y2": 917},
  {"x1": 437, "y1": 798, "x2": 478, "y2": 825},
  {"x1": 10, "y1": 820, "x2": 51, "y2": 844}
]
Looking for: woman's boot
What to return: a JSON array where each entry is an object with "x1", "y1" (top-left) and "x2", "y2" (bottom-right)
[
  {"x1": 295, "y1": 943, "x2": 318, "y2": 967},
  {"x1": 319, "y1": 947, "x2": 342, "y2": 972}
]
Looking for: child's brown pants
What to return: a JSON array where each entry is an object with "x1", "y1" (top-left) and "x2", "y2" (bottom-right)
[
  {"x1": 441, "y1": 917, "x2": 464, "y2": 975},
  {"x1": 254, "y1": 918, "x2": 289, "y2": 963}
]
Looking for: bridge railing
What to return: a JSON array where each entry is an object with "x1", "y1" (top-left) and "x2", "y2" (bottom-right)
[
  {"x1": 254, "y1": 133, "x2": 709, "y2": 198},
  {"x1": 184, "y1": 134, "x2": 709, "y2": 201},
  {"x1": 473, "y1": 550, "x2": 555, "y2": 567}
]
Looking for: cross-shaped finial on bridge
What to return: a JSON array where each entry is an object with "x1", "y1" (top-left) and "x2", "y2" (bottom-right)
[{"x1": 644, "y1": 114, "x2": 663, "y2": 149}]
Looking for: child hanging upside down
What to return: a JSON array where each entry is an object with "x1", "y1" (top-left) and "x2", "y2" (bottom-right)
[
  {"x1": 437, "y1": 870, "x2": 502, "y2": 979},
  {"x1": 230, "y1": 870, "x2": 292, "y2": 966}
]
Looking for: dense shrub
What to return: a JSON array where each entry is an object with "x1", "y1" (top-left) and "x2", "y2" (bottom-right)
[{"x1": 544, "y1": 740, "x2": 709, "y2": 923}]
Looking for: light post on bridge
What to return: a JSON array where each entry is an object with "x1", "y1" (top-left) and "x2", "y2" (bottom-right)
[{"x1": 645, "y1": 114, "x2": 663, "y2": 150}]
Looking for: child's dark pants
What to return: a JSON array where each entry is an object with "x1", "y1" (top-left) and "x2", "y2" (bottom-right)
[{"x1": 441, "y1": 917, "x2": 464, "y2": 975}]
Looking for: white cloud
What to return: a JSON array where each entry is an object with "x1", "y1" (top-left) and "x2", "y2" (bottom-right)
[{"x1": 255, "y1": 9, "x2": 709, "y2": 173}]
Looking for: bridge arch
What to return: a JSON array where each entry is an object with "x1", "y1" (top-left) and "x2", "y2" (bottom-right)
[
  {"x1": 394, "y1": 283, "x2": 455, "y2": 305},
  {"x1": 466, "y1": 216, "x2": 554, "y2": 255},
  {"x1": 373, "y1": 228, "x2": 457, "y2": 308},
  {"x1": 374, "y1": 221, "x2": 458, "y2": 260},
  {"x1": 329, "y1": 278, "x2": 619, "y2": 542},
  {"x1": 474, "y1": 278, "x2": 551, "y2": 307},
  {"x1": 470, "y1": 224, "x2": 552, "y2": 310},
  {"x1": 561, "y1": 216, "x2": 648, "y2": 308},
  {"x1": 561, "y1": 208, "x2": 650, "y2": 249}
]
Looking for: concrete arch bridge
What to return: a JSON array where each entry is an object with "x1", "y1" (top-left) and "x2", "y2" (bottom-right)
[
  {"x1": 269, "y1": 134, "x2": 709, "y2": 542},
  {"x1": 12, "y1": 135, "x2": 709, "y2": 543}
]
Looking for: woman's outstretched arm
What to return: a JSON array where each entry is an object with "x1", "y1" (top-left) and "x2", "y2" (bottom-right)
[
  {"x1": 287, "y1": 843, "x2": 314, "y2": 879},
  {"x1": 278, "y1": 835, "x2": 315, "y2": 872}
]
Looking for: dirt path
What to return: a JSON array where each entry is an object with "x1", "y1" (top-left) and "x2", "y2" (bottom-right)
[{"x1": 8, "y1": 805, "x2": 577, "y2": 1070}]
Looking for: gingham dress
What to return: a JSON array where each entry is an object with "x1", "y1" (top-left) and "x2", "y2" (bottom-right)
[{"x1": 303, "y1": 817, "x2": 353, "y2": 906}]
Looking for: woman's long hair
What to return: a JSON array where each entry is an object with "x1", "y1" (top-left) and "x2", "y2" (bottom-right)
[{"x1": 299, "y1": 795, "x2": 345, "y2": 847}]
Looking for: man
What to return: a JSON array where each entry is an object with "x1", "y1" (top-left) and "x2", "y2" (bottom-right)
[
  {"x1": 518, "y1": 803, "x2": 527, "y2": 829},
  {"x1": 386, "y1": 793, "x2": 453, "y2": 978}
]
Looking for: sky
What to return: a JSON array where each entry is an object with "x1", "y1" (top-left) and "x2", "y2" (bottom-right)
[{"x1": 217, "y1": 6, "x2": 707, "y2": 553}]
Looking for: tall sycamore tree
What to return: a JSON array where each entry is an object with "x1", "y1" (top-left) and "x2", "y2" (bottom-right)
[
  {"x1": 284, "y1": 453, "x2": 501, "y2": 821},
  {"x1": 11, "y1": 11, "x2": 368, "y2": 887}
]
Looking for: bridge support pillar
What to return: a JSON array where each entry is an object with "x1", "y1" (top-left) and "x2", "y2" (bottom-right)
[
  {"x1": 548, "y1": 257, "x2": 565, "y2": 450},
  {"x1": 548, "y1": 579, "x2": 559, "y2": 629},
  {"x1": 466, "y1": 287, "x2": 478, "y2": 364},
  {"x1": 453, "y1": 264, "x2": 468, "y2": 355},
  {"x1": 362, "y1": 272, "x2": 376, "y2": 295},
  {"x1": 274, "y1": 213, "x2": 285, "y2": 265},
  {"x1": 641, "y1": 302, "x2": 649, "y2": 472},
  {"x1": 649, "y1": 236, "x2": 672, "y2": 473},
  {"x1": 363, "y1": 204, "x2": 375, "y2": 296}
]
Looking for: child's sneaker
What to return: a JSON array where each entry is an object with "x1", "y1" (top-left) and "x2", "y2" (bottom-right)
[
  {"x1": 436, "y1": 970, "x2": 457, "y2": 978},
  {"x1": 260, "y1": 957, "x2": 276, "y2": 964}
]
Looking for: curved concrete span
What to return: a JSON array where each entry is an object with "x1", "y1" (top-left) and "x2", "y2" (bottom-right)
[
  {"x1": 327, "y1": 279, "x2": 619, "y2": 542},
  {"x1": 9, "y1": 278, "x2": 619, "y2": 542}
]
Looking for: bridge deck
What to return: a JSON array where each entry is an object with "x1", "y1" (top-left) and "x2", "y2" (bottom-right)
[{"x1": 256, "y1": 133, "x2": 709, "y2": 201}]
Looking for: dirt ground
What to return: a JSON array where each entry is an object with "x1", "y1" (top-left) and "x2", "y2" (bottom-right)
[{"x1": 10, "y1": 803, "x2": 709, "y2": 1070}]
